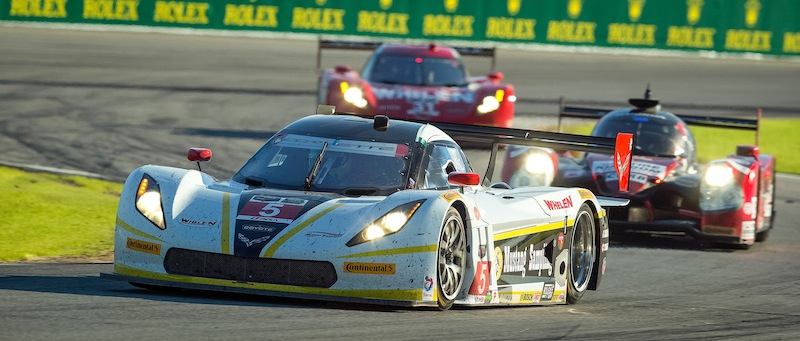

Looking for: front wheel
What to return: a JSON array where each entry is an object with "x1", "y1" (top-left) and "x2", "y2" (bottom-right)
[
  {"x1": 567, "y1": 203, "x2": 596, "y2": 304},
  {"x1": 437, "y1": 207, "x2": 466, "y2": 310}
]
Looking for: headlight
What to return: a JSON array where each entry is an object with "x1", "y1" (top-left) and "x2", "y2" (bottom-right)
[
  {"x1": 700, "y1": 163, "x2": 742, "y2": 212},
  {"x1": 135, "y1": 174, "x2": 166, "y2": 229},
  {"x1": 525, "y1": 153, "x2": 554, "y2": 174},
  {"x1": 341, "y1": 82, "x2": 368, "y2": 108},
  {"x1": 509, "y1": 152, "x2": 555, "y2": 188},
  {"x1": 477, "y1": 95, "x2": 500, "y2": 114},
  {"x1": 346, "y1": 200, "x2": 424, "y2": 246},
  {"x1": 704, "y1": 164, "x2": 734, "y2": 187}
]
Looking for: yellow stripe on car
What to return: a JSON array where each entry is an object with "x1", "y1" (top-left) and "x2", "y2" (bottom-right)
[
  {"x1": 262, "y1": 203, "x2": 345, "y2": 257},
  {"x1": 493, "y1": 220, "x2": 572, "y2": 241},
  {"x1": 116, "y1": 216, "x2": 164, "y2": 242},
  {"x1": 221, "y1": 192, "x2": 231, "y2": 254},
  {"x1": 339, "y1": 244, "x2": 438, "y2": 259}
]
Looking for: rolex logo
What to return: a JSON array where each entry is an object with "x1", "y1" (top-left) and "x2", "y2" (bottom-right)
[
  {"x1": 380, "y1": 0, "x2": 392, "y2": 10},
  {"x1": 628, "y1": 0, "x2": 646, "y2": 22},
  {"x1": 315, "y1": 0, "x2": 326, "y2": 6},
  {"x1": 567, "y1": 0, "x2": 583, "y2": 19},
  {"x1": 507, "y1": 0, "x2": 521, "y2": 16},
  {"x1": 687, "y1": 0, "x2": 703, "y2": 25},
  {"x1": 744, "y1": 0, "x2": 760, "y2": 28}
]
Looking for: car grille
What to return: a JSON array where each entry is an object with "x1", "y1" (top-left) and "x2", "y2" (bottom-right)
[{"x1": 164, "y1": 248, "x2": 337, "y2": 288}]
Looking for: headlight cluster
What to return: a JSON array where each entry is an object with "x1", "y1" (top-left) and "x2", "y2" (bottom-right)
[
  {"x1": 136, "y1": 174, "x2": 166, "y2": 229},
  {"x1": 700, "y1": 163, "x2": 742, "y2": 212},
  {"x1": 340, "y1": 82, "x2": 368, "y2": 108},
  {"x1": 346, "y1": 200, "x2": 424, "y2": 246},
  {"x1": 509, "y1": 151, "x2": 555, "y2": 187},
  {"x1": 477, "y1": 89, "x2": 505, "y2": 114}
]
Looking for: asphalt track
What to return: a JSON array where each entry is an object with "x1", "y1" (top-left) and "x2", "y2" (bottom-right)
[{"x1": 1, "y1": 26, "x2": 800, "y2": 340}]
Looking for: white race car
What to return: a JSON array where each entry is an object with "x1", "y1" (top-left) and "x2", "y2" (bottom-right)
[{"x1": 103, "y1": 106, "x2": 633, "y2": 310}]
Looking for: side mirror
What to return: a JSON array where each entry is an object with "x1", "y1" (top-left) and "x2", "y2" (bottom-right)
[
  {"x1": 187, "y1": 148, "x2": 212, "y2": 162},
  {"x1": 736, "y1": 145, "x2": 759, "y2": 158},
  {"x1": 448, "y1": 172, "x2": 481, "y2": 186},
  {"x1": 487, "y1": 71, "x2": 504, "y2": 82}
]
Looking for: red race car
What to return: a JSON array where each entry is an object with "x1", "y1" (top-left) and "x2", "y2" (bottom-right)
[
  {"x1": 316, "y1": 40, "x2": 516, "y2": 128},
  {"x1": 500, "y1": 88, "x2": 776, "y2": 248}
]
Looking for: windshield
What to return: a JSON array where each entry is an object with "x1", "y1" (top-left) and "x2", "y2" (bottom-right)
[
  {"x1": 367, "y1": 55, "x2": 467, "y2": 87},
  {"x1": 234, "y1": 134, "x2": 411, "y2": 196},
  {"x1": 593, "y1": 115, "x2": 686, "y2": 157}
]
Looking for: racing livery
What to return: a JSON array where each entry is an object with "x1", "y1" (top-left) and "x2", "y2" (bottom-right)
[
  {"x1": 316, "y1": 40, "x2": 516, "y2": 128},
  {"x1": 103, "y1": 105, "x2": 633, "y2": 309},
  {"x1": 502, "y1": 89, "x2": 776, "y2": 247}
]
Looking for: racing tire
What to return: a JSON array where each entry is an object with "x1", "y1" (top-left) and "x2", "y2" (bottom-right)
[
  {"x1": 437, "y1": 207, "x2": 466, "y2": 310},
  {"x1": 567, "y1": 203, "x2": 596, "y2": 304}
]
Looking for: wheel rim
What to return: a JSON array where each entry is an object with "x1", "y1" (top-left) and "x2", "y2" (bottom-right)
[
  {"x1": 438, "y1": 215, "x2": 465, "y2": 301},
  {"x1": 570, "y1": 210, "x2": 595, "y2": 293}
]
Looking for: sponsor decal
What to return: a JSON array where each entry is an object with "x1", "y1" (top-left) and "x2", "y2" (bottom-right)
[
  {"x1": 242, "y1": 225, "x2": 276, "y2": 232},
  {"x1": 502, "y1": 244, "x2": 553, "y2": 278},
  {"x1": 741, "y1": 221, "x2": 756, "y2": 242},
  {"x1": 494, "y1": 247, "x2": 504, "y2": 280},
  {"x1": 237, "y1": 233, "x2": 271, "y2": 247},
  {"x1": 237, "y1": 196, "x2": 307, "y2": 224},
  {"x1": 180, "y1": 217, "x2": 218, "y2": 227},
  {"x1": 541, "y1": 283, "x2": 555, "y2": 301},
  {"x1": 441, "y1": 191, "x2": 461, "y2": 202},
  {"x1": 304, "y1": 231, "x2": 344, "y2": 238},
  {"x1": 557, "y1": 292, "x2": 566, "y2": 303},
  {"x1": 423, "y1": 275, "x2": 435, "y2": 300},
  {"x1": 557, "y1": 233, "x2": 565, "y2": 250},
  {"x1": 601, "y1": 257, "x2": 607, "y2": 275},
  {"x1": 602, "y1": 242, "x2": 609, "y2": 252},
  {"x1": 126, "y1": 238, "x2": 161, "y2": 255},
  {"x1": 543, "y1": 196, "x2": 574, "y2": 211},
  {"x1": 578, "y1": 189, "x2": 594, "y2": 200},
  {"x1": 344, "y1": 262, "x2": 396, "y2": 275}
]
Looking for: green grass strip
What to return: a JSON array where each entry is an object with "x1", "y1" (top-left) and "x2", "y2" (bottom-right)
[{"x1": 0, "y1": 166, "x2": 123, "y2": 262}]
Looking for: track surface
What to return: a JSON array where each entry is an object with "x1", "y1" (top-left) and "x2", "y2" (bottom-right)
[{"x1": 1, "y1": 26, "x2": 800, "y2": 340}]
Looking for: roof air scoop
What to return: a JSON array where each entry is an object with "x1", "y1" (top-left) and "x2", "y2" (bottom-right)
[
  {"x1": 374, "y1": 115, "x2": 389, "y2": 131},
  {"x1": 628, "y1": 83, "x2": 661, "y2": 113}
]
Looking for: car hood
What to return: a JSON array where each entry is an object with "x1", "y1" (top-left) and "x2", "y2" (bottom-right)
[{"x1": 586, "y1": 154, "x2": 679, "y2": 196}]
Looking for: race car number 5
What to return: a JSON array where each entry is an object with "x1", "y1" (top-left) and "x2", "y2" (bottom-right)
[
  {"x1": 258, "y1": 203, "x2": 284, "y2": 217},
  {"x1": 468, "y1": 261, "x2": 490, "y2": 295}
]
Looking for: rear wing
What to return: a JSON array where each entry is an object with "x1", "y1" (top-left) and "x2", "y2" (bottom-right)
[
  {"x1": 556, "y1": 97, "x2": 762, "y2": 145},
  {"x1": 316, "y1": 39, "x2": 498, "y2": 73},
  {"x1": 430, "y1": 120, "x2": 633, "y2": 192},
  {"x1": 320, "y1": 106, "x2": 633, "y2": 192}
]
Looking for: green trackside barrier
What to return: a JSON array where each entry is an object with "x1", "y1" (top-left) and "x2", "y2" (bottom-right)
[{"x1": 2, "y1": 0, "x2": 799, "y2": 56}]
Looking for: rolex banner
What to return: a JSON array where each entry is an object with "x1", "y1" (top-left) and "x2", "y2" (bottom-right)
[{"x1": 2, "y1": 0, "x2": 799, "y2": 56}]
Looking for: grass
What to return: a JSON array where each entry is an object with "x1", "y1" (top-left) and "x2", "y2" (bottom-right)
[
  {"x1": 0, "y1": 167, "x2": 123, "y2": 262},
  {"x1": 563, "y1": 118, "x2": 799, "y2": 174},
  {"x1": 0, "y1": 118, "x2": 796, "y2": 262}
]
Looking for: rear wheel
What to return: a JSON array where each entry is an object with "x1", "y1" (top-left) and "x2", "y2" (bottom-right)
[
  {"x1": 567, "y1": 203, "x2": 596, "y2": 304},
  {"x1": 437, "y1": 207, "x2": 466, "y2": 310}
]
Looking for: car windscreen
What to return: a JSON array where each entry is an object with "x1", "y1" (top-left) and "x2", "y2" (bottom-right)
[
  {"x1": 368, "y1": 55, "x2": 468, "y2": 87},
  {"x1": 592, "y1": 115, "x2": 686, "y2": 157},
  {"x1": 234, "y1": 134, "x2": 411, "y2": 195}
]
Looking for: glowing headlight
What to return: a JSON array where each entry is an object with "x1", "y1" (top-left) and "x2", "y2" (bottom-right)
[
  {"x1": 704, "y1": 164, "x2": 734, "y2": 187},
  {"x1": 525, "y1": 153, "x2": 554, "y2": 174},
  {"x1": 477, "y1": 95, "x2": 500, "y2": 114},
  {"x1": 347, "y1": 200, "x2": 424, "y2": 246},
  {"x1": 135, "y1": 175, "x2": 166, "y2": 229},
  {"x1": 343, "y1": 87, "x2": 368, "y2": 108}
]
